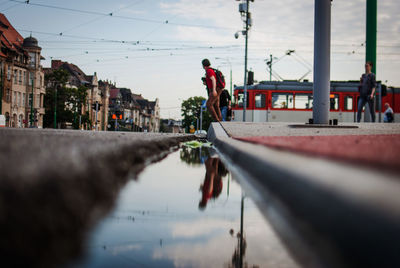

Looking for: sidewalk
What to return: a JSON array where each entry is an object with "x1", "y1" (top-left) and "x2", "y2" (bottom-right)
[
  {"x1": 208, "y1": 122, "x2": 400, "y2": 268},
  {"x1": 221, "y1": 122, "x2": 400, "y2": 173}
]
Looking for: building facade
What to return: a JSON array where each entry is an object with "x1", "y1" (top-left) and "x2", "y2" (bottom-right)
[
  {"x1": 0, "y1": 13, "x2": 45, "y2": 128},
  {"x1": 108, "y1": 88, "x2": 160, "y2": 132},
  {"x1": 46, "y1": 60, "x2": 109, "y2": 130}
]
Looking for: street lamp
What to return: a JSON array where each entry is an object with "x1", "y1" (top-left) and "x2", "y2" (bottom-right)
[{"x1": 236, "y1": 0, "x2": 254, "y2": 122}]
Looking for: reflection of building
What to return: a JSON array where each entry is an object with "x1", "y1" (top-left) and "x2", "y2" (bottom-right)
[
  {"x1": 45, "y1": 60, "x2": 109, "y2": 130},
  {"x1": 108, "y1": 87, "x2": 160, "y2": 132},
  {"x1": 160, "y1": 119, "x2": 183, "y2": 133},
  {"x1": 0, "y1": 13, "x2": 45, "y2": 128}
]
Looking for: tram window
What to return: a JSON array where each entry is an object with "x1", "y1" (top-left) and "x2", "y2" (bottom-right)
[
  {"x1": 330, "y1": 94, "x2": 339, "y2": 110},
  {"x1": 255, "y1": 94, "x2": 266, "y2": 108},
  {"x1": 272, "y1": 93, "x2": 293, "y2": 109},
  {"x1": 344, "y1": 96, "x2": 353, "y2": 111},
  {"x1": 295, "y1": 94, "x2": 313, "y2": 109},
  {"x1": 237, "y1": 92, "x2": 249, "y2": 108}
]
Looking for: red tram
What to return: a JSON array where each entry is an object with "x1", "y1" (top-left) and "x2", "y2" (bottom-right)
[{"x1": 232, "y1": 81, "x2": 399, "y2": 123}]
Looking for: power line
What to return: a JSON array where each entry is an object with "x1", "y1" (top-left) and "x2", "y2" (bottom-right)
[{"x1": 9, "y1": 0, "x2": 236, "y2": 31}]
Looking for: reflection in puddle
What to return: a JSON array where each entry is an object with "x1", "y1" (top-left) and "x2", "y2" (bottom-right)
[{"x1": 68, "y1": 146, "x2": 299, "y2": 268}]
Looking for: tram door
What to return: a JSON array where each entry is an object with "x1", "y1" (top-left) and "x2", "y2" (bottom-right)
[{"x1": 253, "y1": 93, "x2": 267, "y2": 122}]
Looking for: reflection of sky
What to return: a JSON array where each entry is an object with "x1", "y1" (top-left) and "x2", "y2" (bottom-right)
[{"x1": 68, "y1": 149, "x2": 298, "y2": 268}]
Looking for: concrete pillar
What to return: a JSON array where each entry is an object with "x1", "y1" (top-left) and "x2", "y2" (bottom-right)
[{"x1": 312, "y1": 0, "x2": 331, "y2": 124}]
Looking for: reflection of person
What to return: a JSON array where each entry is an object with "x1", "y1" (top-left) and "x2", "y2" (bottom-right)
[
  {"x1": 357, "y1": 61, "x2": 376, "y2": 122},
  {"x1": 383, "y1": 103, "x2": 394, "y2": 123},
  {"x1": 220, "y1": 89, "x2": 231, "y2": 121},
  {"x1": 199, "y1": 158, "x2": 227, "y2": 210}
]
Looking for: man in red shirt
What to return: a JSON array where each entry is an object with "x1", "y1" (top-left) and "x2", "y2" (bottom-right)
[{"x1": 202, "y1": 59, "x2": 222, "y2": 121}]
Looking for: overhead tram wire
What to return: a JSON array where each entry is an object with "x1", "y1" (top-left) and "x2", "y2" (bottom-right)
[
  {"x1": 56, "y1": 0, "x2": 143, "y2": 38},
  {"x1": 9, "y1": 0, "x2": 236, "y2": 31}
]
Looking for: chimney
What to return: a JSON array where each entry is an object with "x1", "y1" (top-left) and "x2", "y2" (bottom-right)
[{"x1": 51, "y1": 60, "x2": 63, "y2": 69}]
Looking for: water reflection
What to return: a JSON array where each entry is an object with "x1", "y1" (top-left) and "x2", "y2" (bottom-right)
[{"x1": 69, "y1": 146, "x2": 299, "y2": 268}]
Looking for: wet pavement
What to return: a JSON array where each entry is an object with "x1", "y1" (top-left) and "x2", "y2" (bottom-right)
[{"x1": 66, "y1": 146, "x2": 299, "y2": 268}]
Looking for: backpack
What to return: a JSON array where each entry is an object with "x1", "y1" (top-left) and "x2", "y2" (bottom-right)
[
  {"x1": 211, "y1": 68, "x2": 226, "y2": 89},
  {"x1": 387, "y1": 112, "x2": 394, "y2": 123}
]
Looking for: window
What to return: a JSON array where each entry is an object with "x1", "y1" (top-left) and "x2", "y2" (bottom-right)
[
  {"x1": 28, "y1": 72, "x2": 33, "y2": 85},
  {"x1": 295, "y1": 94, "x2": 313, "y2": 109},
  {"x1": 344, "y1": 96, "x2": 353, "y2": 111},
  {"x1": 17, "y1": 92, "x2": 21, "y2": 106},
  {"x1": 14, "y1": 69, "x2": 17, "y2": 84},
  {"x1": 7, "y1": 66, "x2": 11, "y2": 80},
  {"x1": 28, "y1": 93, "x2": 32, "y2": 107},
  {"x1": 23, "y1": 71, "x2": 26, "y2": 85},
  {"x1": 29, "y1": 52, "x2": 36, "y2": 67},
  {"x1": 19, "y1": 70, "x2": 22, "y2": 84},
  {"x1": 237, "y1": 92, "x2": 249, "y2": 108},
  {"x1": 22, "y1": 93, "x2": 26, "y2": 107},
  {"x1": 6, "y1": 89, "x2": 10, "y2": 102},
  {"x1": 330, "y1": 94, "x2": 339, "y2": 110},
  {"x1": 255, "y1": 93, "x2": 266, "y2": 108},
  {"x1": 272, "y1": 93, "x2": 293, "y2": 109},
  {"x1": 13, "y1": 91, "x2": 16, "y2": 103}
]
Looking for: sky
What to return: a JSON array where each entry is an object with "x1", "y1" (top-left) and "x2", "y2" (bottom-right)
[{"x1": 2, "y1": 0, "x2": 399, "y2": 119}]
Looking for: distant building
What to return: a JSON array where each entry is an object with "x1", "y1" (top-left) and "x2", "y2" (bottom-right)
[
  {"x1": 108, "y1": 87, "x2": 160, "y2": 132},
  {"x1": 160, "y1": 119, "x2": 183, "y2": 133},
  {"x1": 0, "y1": 13, "x2": 45, "y2": 128},
  {"x1": 45, "y1": 59, "x2": 109, "y2": 130}
]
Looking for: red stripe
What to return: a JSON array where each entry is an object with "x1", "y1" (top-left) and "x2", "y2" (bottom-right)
[{"x1": 235, "y1": 134, "x2": 400, "y2": 173}]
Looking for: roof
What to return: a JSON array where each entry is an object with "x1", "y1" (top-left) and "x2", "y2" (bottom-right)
[
  {"x1": 59, "y1": 61, "x2": 90, "y2": 85},
  {"x1": 0, "y1": 13, "x2": 24, "y2": 52},
  {"x1": 109, "y1": 88, "x2": 120, "y2": 99},
  {"x1": 132, "y1": 93, "x2": 144, "y2": 100}
]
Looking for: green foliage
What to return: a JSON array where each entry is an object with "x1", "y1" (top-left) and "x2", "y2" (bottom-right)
[
  {"x1": 43, "y1": 69, "x2": 88, "y2": 129},
  {"x1": 181, "y1": 96, "x2": 213, "y2": 132}
]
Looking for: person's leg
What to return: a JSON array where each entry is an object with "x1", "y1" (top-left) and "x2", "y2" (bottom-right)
[
  {"x1": 207, "y1": 95, "x2": 219, "y2": 121},
  {"x1": 357, "y1": 97, "x2": 366, "y2": 122},
  {"x1": 220, "y1": 106, "x2": 227, "y2": 121},
  {"x1": 368, "y1": 98, "x2": 376, "y2": 122},
  {"x1": 214, "y1": 89, "x2": 223, "y2": 121}
]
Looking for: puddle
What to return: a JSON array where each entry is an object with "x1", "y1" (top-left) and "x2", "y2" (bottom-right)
[{"x1": 67, "y1": 146, "x2": 299, "y2": 268}]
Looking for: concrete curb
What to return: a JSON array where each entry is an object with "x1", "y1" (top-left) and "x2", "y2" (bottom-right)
[
  {"x1": 208, "y1": 122, "x2": 400, "y2": 268},
  {"x1": 0, "y1": 129, "x2": 195, "y2": 267}
]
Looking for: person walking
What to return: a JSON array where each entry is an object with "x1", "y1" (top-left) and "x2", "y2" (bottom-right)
[
  {"x1": 357, "y1": 61, "x2": 376, "y2": 122},
  {"x1": 219, "y1": 89, "x2": 231, "y2": 121},
  {"x1": 202, "y1": 59, "x2": 223, "y2": 122},
  {"x1": 383, "y1": 102, "x2": 394, "y2": 123}
]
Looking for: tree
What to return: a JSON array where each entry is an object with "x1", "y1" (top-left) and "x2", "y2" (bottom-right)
[
  {"x1": 44, "y1": 69, "x2": 88, "y2": 129},
  {"x1": 181, "y1": 96, "x2": 213, "y2": 132}
]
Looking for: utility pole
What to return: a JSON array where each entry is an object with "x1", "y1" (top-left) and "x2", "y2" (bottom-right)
[
  {"x1": 267, "y1": 54, "x2": 273, "y2": 81},
  {"x1": 312, "y1": 0, "x2": 331, "y2": 124},
  {"x1": 30, "y1": 78, "x2": 34, "y2": 127},
  {"x1": 243, "y1": 0, "x2": 249, "y2": 122},
  {"x1": 95, "y1": 101, "x2": 99, "y2": 131},
  {"x1": 236, "y1": 0, "x2": 254, "y2": 122},
  {"x1": 54, "y1": 83, "x2": 57, "y2": 129}
]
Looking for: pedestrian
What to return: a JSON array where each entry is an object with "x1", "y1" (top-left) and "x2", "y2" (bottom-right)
[
  {"x1": 219, "y1": 89, "x2": 231, "y2": 121},
  {"x1": 357, "y1": 61, "x2": 376, "y2": 122},
  {"x1": 383, "y1": 102, "x2": 394, "y2": 123},
  {"x1": 202, "y1": 59, "x2": 223, "y2": 122}
]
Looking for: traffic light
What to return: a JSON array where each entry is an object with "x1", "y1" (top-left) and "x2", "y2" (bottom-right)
[{"x1": 91, "y1": 102, "x2": 103, "y2": 110}]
